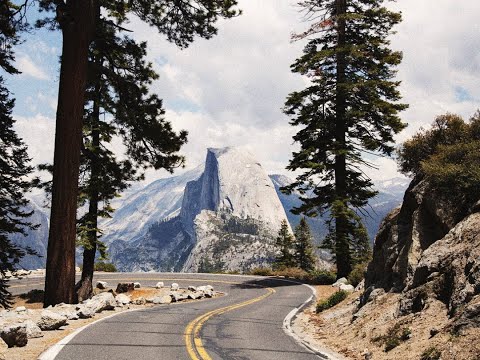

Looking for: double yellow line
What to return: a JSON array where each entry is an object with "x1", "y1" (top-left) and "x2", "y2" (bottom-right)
[{"x1": 185, "y1": 287, "x2": 275, "y2": 360}]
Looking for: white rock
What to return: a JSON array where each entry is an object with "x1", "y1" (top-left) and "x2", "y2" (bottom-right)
[
  {"x1": 79, "y1": 292, "x2": 116, "y2": 317},
  {"x1": 205, "y1": 285, "x2": 214, "y2": 291},
  {"x1": 355, "y1": 280, "x2": 365, "y2": 292},
  {"x1": 187, "y1": 292, "x2": 201, "y2": 300},
  {"x1": 152, "y1": 295, "x2": 172, "y2": 304},
  {"x1": 23, "y1": 320, "x2": 43, "y2": 339},
  {"x1": 0, "y1": 323, "x2": 28, "y2": 347},
  {"x1": 75, "y1": 267, "x2": 81, "y2": 272},
  {"x1": 115, "y1": 294, "x2": 131, "y2": 306},
  {"x1": 52, "y1": 304, "x2": 79, "y2": 320},
  {"x1": 187, "y1": 285, "x2": 197, "y2": 292},
  {"x1": 170, "y1": 283, "x2": 179, "y2": 291},
  {"x1": 332, "y1": 277, "x2": 349, "y2": 287},
  {"x1": 134, "y1": 282, "x2": 141, "y2": 288},
  {"x1": 15, "y1": 306, "x2": 26, "y2": 313},
  {"x1": 96, "y1": 281, "x2": 108, "y2": 289},
  {"x1": 339, "y1": 284, "x2": 355, "y2": 292},
  {"x1": 155, "y1": 282, "x2": 164, "y2": 289},
  {"x1": 37, "y1": 310, "x2": 68, "y2": 331},
  {"x1": 171, "y1": 292, "x2": 188, "y2": 302},
  {"x1": 134, "y1": 297, "x2": 146, "y2": 305}
]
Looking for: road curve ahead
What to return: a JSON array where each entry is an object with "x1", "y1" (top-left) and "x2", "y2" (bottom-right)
[{"x1": 39, "y1": 273, "x2": 320, "y2": 360}]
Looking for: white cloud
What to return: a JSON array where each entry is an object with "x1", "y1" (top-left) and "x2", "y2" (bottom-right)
[{"x1": 16, "y1": 55, "x2": 50, "y2": 80}]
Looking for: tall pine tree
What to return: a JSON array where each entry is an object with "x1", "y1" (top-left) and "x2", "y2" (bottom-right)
[
  {"x1": 36, "y1": 0, "x2": 240, "y2": 306},
  {"x1": 75, "y1": 20, "x2": 188, "y2": 301},
  {"x1": 293, "y1": 218, "x2": 317, "y2": 272},
  {"x1": 0, "y1": 0, "x2": 37, "y2": 308},
  {"x1": 283, "y1": 0, "x2": 407, "y2": 278}
]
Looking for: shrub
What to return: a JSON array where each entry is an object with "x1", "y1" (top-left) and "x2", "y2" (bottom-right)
[
  {"x1": 307, "y1": 270, "x2": 337, "y2": 285},
  {"x1": 248, "y1": 267, "x2": 274, "y2": 276},
  {"x1": 273, "y1": 267, "x2": 308, "y2": 280},
  {"x1": 348, "y1": 262, "x2": 368, "y2": 287},
  {"x1": 316, "y1": 290, "x2": 348, "y2": 313},
  {"x1": 421, "y1": 347, "x2": 441, "y2": 360},
  {"x1": 372, "y1": 323, "x2": 411, "y2": 352},
  {"x1": 94, "y1": 262, "x2": 117, "y2": 272}
]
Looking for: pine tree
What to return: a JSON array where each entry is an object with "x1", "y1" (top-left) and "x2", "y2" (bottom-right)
[
  {"x1": 274, "y1": 220, "x2": 295, "y2": 270},
  {"x1": 283, "y1": 0, "x2": 407, "y2": 278},
  {"x1": 293, "y1": 218, "x2": 317, "y2": 272},
  {"x1": 36, "y1": 0, "x2": 240, "y2": 306},
  {"x1": 0, "y1": 1, "x2": 36, "y2": 308},
  {"x1": 74, "y1": 21, "x2": 188, "y2": 301}
]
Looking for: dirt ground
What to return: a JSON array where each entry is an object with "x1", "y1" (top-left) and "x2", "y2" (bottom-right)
[
  {"x1": 293, "y1": 285, "x2": 480, "y2": 360},
  {"x1": 2, "y1": 287, "x2": 219, "y2": 360}
]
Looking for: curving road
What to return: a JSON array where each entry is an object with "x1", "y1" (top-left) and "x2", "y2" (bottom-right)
[{"x1": 10, "y1": 273, "x2": 322, "y2": 360}]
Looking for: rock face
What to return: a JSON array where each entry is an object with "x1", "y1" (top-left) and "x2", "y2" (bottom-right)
[{"x1": 364, "y1": 177, "x2": 480, "y2": 330}]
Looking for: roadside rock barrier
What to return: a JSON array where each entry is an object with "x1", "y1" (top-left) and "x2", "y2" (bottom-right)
[
  {"x1": 96, "y1": 281, "x2": 108, "y2": 290},
  {"x1": 134, "y1": 297, "x2": 146, "y2": 305},
  {"x1": 1, "y1": 323, "x2": 28, "y2": 347},
  {"x1": 332, "y1": 278, "x2": 349, "y2": 287},
  {"x1": 188, "y1": 286, "x2": 197, "y2": 291},
  {"x1": 83, "y1": 292, "x2": 116, "y2": 314},
  {"x1": 23, "y1": 320, "x2": 43, "y2": 339},
  {"x1": 37, "y1": 310, "x2": 68, "y2": 331},
  {"x1": 152, "y1": 295, "x2": 172, "y2": 304},
  {"x1": 170, "y1": 283, "x2": 179, "y2": 291},
  {"x1": 339, "y1": 284, "x2": 355, "y2": 292},
  {"x1": 134, "y1": 282, "x2": 141, "y2": 288},
  {"x1": 116, "y1": 283, "x2": 134, "y2": 293},
  {"x1": 115, "y1": 294, "x2": 131, "y2": 306},
  {"x1": 155, "y1": 282, "x2": 164, "y2": 289}
]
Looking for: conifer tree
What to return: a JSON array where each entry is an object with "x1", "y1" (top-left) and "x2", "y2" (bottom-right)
[
  {"x1": 0, "y1": 1, "x2": 36, "y2": 308},
  {"x1": 274, "y1": 220, "x2": 295, "y2": 270},
  {"x1": 293, "y1": 218, "x2": 317, "y2": 272},
  {"x1": 36, "y1": 0, "x2": 240, "y2": 306},
  {"x1": 283, "y1": 0, "x2": 407, "y2": 278},
  {"x1": 75, "y1": 21, "x2": 188, "y2": 301}
]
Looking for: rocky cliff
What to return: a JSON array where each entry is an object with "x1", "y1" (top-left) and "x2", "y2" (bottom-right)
[{"x1": 364, "y1": 176, "x2": 480, "y2": 331}]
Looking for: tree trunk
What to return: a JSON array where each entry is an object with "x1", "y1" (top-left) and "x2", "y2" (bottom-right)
[
  {"x1": 44, "y1": 0, "x2": 98, "y2": 307},
  {"x1": 334, "y1": 0, "x2": 352, "y2": 279},
  {"x1": 76, "y1": 74, "x2": 101, "y2": 303}
]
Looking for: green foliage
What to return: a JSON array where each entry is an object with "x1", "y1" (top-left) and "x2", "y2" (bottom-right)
[
  {"x1": 293, "y1": 218, "x2": 317, "y2": 272},
  {"x1": 316, "y1": 290, "x2": 348, "y2": 313},
  {"x1": 306, "y1": 270, "x2": 337, "y2": 285},
  {"x1": 274, "y1": 267, "x2": 309, "y2": 280},
  {"x1": 94, "y1": 262, "x2": 117, "y2": 272},
  {"x1": 398, "y1": 113, "x2": 480, "y2": 214},
  {"x1": 421, "y1": 347, "x2": 441, "y2": 360},
  {"x1": 198, "y1": 257, "x2": 225, "y2": 274},
  {"x1": 372, "y1": 323, "x2": 411, "y2": 352},
  {"x1": 0, "y1": 2, "x2": 37, "y2": 309},
  {"x1": 273, "y1": 220, "x2": 296, "y2": 269},
  {"x1": 347, "y1": 262, "x2": 368, "y2": 287}
]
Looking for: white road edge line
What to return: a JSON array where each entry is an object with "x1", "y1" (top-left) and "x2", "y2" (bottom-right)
[
  {"x1": 37, "y1": 308, "x2": 141, "y2": 360},
  {"x1": 279, "y1": 279, "x2": 344, "y2": 360}
]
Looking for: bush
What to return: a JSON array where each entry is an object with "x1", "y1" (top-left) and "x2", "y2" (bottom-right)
[
  {"x1": 94, "y1": 262, "x2": 117, "y2": 272},
  {"x1": 307, "y1": 270, "x2": 337, "y2": 285},
  {"x1": 248, "y1": 267, "x2": 274, "y2": 276},
  {"x1": 372, "y1": 323, "x2": 411, "y2": 352},
  {"x1": 316, "y1": 290, "x2": 348, "y2": 313},
  {"x1": 421, "y1": 347, "x2": 441, "y2": 360},
  {"x1": 348, "y1": 262, "x2": 368, "y2": 287},
  {"x1": 273, "y1": 267, "x2": 308, "y2": 280}
]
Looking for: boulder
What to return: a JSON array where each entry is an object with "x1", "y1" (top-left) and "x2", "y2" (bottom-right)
[
  {"x1": 52, "y1": 304, "x2": 79, "y2": 321},
  {"x1": 187, "y1": 292, "x2": 202, "y2": 300},
  {"x1": 0, "y1": 323, "x2": 28, "y2": 347},
  {"x1": 171, "y1": 292, "x2": 188, "y2": 302},
  {"x1": 170, "y1": 283, "x2": 179, "y2": 291},
  {"x1": 14, "y1": 306, "x2": 26, "y2": 314},
  {"x1": 155, "y1": 282, "x2": 164, "y2": 289},
  {"x1": 37, "y1": 310, "x2": 67, "y2": 331},
  {"x1": 188, "y1": 286, "x2": 197, "y2": 292},
  {"x1": 355, "y1": 280, "x2": 365, "y2": 292},
  {"x1": 116, "y1": 283, "x2": 134, "y2": 293},
  {"x1": 96, "y1": 281, "x2": 108, "y2": 290},
  {"x1": 152, "y1": 295, "x2": 172, "y2": 304},
  {"x1": 115, "y1": 294, "x2": 131, "y2": 306},
  {"x1": 339, "y1": 284, "x2": 355, "y2": 292},
  {"x1": 23, "y1": 320, "x2": 43, "y2": 339},
  {"x1": 78, "y1": 292, "x2": 116, "y2": 318},
  {"x1": 332, "y1": 278, "x2": 349, "y2": 287},
  {"x1": 134, "y1": 297, "x2": 146, "y2": 305},
  {"x1": 134, "y1": 282, "x2": 141, "y2": 288}
]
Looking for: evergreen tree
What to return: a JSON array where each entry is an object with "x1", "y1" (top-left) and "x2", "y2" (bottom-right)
[
  {"x1": 36, "y1": 0, "x2": 240, "y2": 306},
  {"x1": 274, "y1": 220, "x2": 295, "y2": 269},
  {"x1": 0, "y1": 1, "x2": 36, "y2": 308},
  {"x1": 282, "y1": 0, "x2": 407, "y2": 278},
  {"x1": 293, "y1": 218, "x2": 317, "y2": 272},
  {"x1": 74, "y1": 21, "x2": 188, "y2": 301}
]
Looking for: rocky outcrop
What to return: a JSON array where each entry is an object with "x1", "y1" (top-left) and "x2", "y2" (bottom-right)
[{"x1": 364, "y1": 176, "x2": 480, "y2": 331}]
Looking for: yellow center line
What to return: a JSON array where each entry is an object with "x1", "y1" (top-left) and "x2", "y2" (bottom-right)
[{"x1": 185, "y1": 287, "x2": 276, "y2": 360}]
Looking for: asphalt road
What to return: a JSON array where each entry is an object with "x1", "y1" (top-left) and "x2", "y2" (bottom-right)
[{"x1": 10, "y1": 273, "x2": 321, "y2": 360}]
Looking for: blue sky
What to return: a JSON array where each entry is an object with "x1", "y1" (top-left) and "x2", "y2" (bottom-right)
[{"x1": 7, "y1": 0, "x2": 480, "y2": 184}]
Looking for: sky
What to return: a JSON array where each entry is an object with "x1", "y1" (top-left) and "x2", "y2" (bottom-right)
[{"x1": 6, "y1": 0, "x2": 480, "y2": 186}]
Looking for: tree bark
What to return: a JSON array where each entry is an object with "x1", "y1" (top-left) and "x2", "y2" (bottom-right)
[
  {"x1": 334, "y1": 0, "x2": 352, "y2": 279},
  {"x1": 76, "y1": 73, "x2": 101, "y2": 303},
  {"x1": 44, "y1": 0, "x2": 98, "y2": 307}
]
